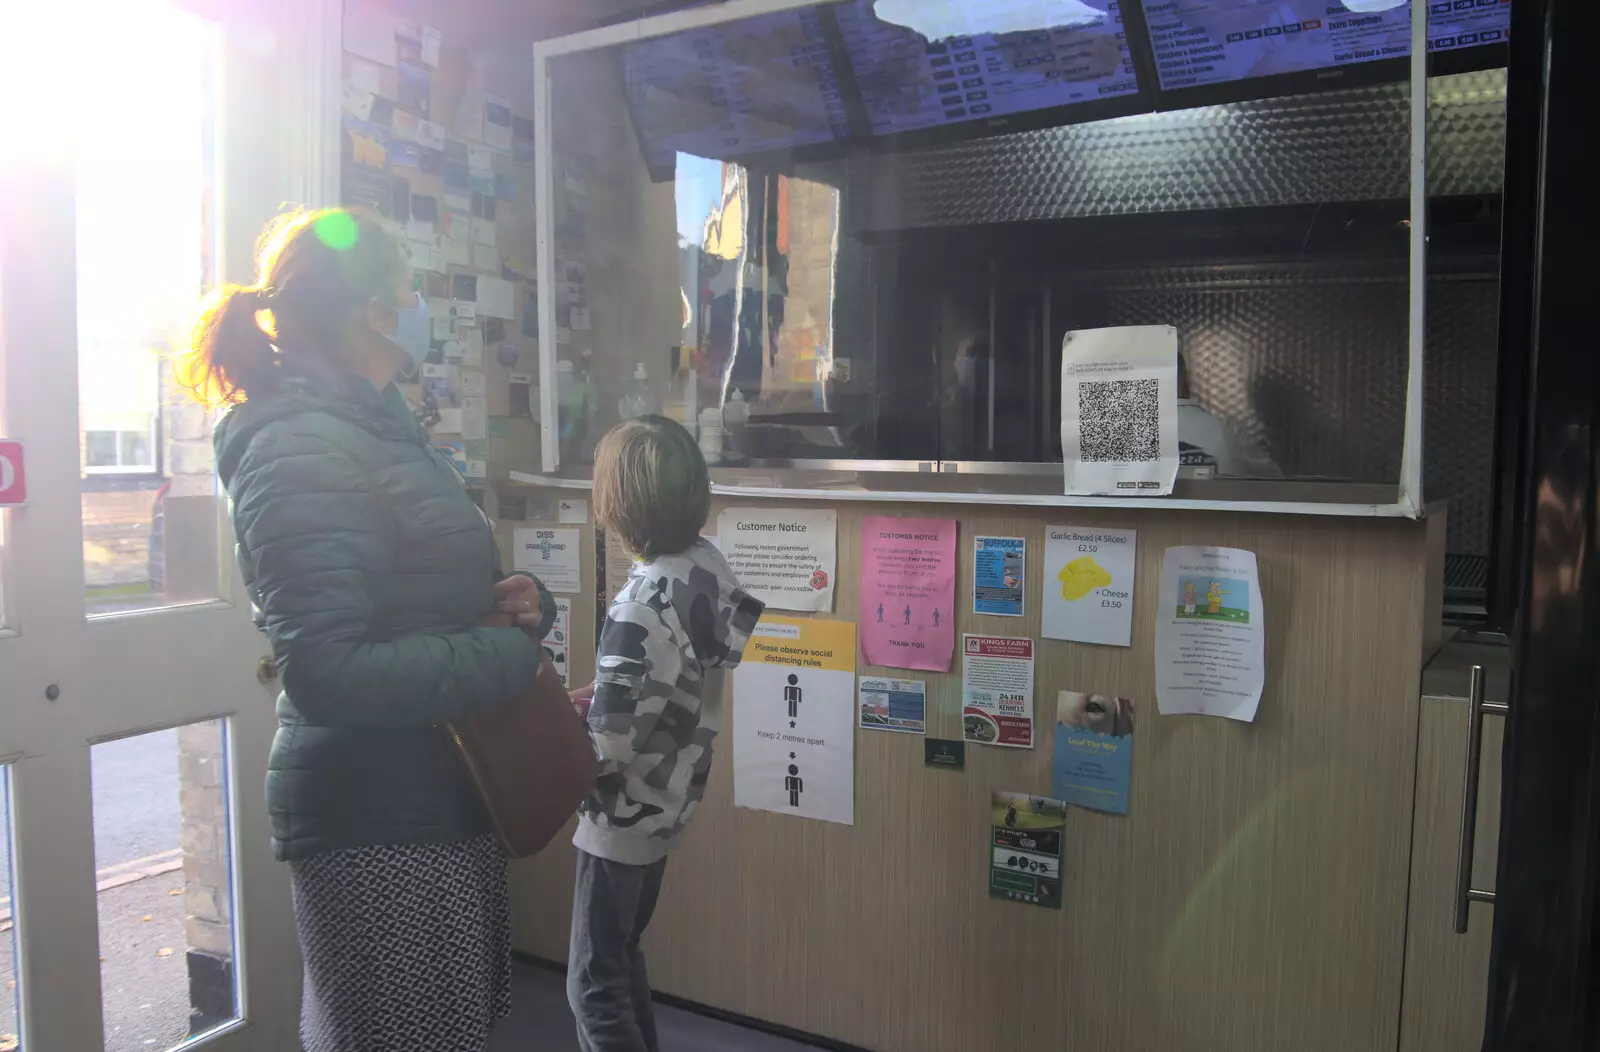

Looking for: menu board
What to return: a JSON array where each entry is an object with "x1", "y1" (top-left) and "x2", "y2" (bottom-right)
[
  {"x1": 623, "y1": 6, "x2": 851, "y2": 168},
  {"x1": 1428, "y1": 0, "x2": 1511, "y2": 55},
  {"x1": 1144, "y1": 0, "x2": 1510, "y2": 92},
  {"x1": 835, "y1": 0, "x2": 1141, "y2": 138}
]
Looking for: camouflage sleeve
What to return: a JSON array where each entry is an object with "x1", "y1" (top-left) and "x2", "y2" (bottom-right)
[{"x1": 588, "y1": 598, "x2": 686, "y2": 773}]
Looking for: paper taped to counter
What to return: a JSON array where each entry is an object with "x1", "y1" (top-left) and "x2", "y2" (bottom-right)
[{"x1": 1059, "y1": 325, "x2": 1179, "y2": 496}]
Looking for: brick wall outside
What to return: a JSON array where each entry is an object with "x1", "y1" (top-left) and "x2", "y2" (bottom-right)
[{"x1": 769, "y1": 177, "x2": 840, "y2": 416}]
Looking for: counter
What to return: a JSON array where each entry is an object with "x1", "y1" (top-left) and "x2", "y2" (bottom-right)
[{"x1": 501, "y1": 487, "x2": 1449, "y2": 1052}]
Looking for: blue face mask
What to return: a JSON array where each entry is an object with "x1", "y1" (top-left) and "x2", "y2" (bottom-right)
[{"x1": 387, "y1": 296, "x2": 432, "y2": 373}]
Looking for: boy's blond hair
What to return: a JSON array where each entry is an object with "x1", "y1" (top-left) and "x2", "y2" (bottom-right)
[{"x1": 593, "y1": 414, "x2": 710, "y2": 559}]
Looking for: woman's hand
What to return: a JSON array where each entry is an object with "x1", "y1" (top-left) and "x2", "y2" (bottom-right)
[{"x1": 492, "y1": 575, "x2": 544, "y2": 636}]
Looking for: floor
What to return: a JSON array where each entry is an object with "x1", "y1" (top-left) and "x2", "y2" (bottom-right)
[{"x1": 492, "y1": 961, "x2": 829, "y2": 1051}]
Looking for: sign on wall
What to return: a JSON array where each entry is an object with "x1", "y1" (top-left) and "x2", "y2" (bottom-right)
[{"x1": 0, "y1": 440, "x2": 25, "y2": 506}]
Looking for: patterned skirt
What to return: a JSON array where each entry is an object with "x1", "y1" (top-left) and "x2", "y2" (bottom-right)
[{"x1": 290, "y1": 833, "x2": 512, "y2": 1052}]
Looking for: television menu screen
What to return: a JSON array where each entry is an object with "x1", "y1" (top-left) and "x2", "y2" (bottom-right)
[
  {"x1": 1143, "y1": 0, "x2": 1510, "y2": 92},
  {"x1": 623, "y1": 6, "x2": 852, "y2": 169},
  {"x1": 834, "y1": 0, "x2": 1142, "y2": 138},
  {"x1": 1427, "y1": 0, "x2": 1510, "y2": 55}
]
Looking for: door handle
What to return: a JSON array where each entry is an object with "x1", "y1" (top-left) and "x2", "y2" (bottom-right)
[
  {"x1": 1453, "y1": 664, "x2": 1509, "y2": 934},
  {"x1": 257, "y1": 656, "x2": 278, "y2": 685}
]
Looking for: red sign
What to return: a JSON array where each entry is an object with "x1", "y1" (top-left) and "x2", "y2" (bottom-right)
[{"x1": 0, "y1": 440, "x2": 26, "y2": 506}]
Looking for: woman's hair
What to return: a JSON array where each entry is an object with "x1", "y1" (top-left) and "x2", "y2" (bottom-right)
[
  {"x1": 592, "y1": 415, "x2": 710, "y2": 560},
  {"x1": 176, "y1": 208, "x2": 407, "y2": 406}
]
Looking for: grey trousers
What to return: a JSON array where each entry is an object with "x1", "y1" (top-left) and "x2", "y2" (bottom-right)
[{"x1": 567, "y1": 849, "x2": 668, "y2": 1052}]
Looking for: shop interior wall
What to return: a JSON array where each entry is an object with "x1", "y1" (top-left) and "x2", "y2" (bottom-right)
[
  {"x1": 340, "y1": 1, "x2": 556, "y2": 483},
  {"x1": 506, "y1": 494, "x2": 1445, "y2": 1052}
]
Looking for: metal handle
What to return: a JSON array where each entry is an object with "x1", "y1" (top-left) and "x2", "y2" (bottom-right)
[{"x1": 1453, "y1": 664, "x2": 1510, "y2": 934}]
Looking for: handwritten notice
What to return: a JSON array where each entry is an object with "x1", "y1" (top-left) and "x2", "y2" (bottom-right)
[
  {"x1": 859, "y1": 516, "x2": 957, "y2": 672},
  {"x1": 717, "y1": 507, "x2": 836, "y2": 612},
  {"x1": 1041, "y1": 525, "x2": 1136, "y2": 647},
  {"x1": 962, "y1": 635, "x2": 1036, "y2": 749},
  {"x1": 1155, "y1": 546, "x2": 1265, "y2": 722}
]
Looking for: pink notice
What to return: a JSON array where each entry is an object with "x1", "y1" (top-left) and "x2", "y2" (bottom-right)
[{"x1": 859, "y1": 515, "x2": 957, "y2": 672}]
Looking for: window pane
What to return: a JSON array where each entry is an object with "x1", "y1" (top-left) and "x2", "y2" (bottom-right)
[
  {"x1": 92, "y1": 721, "x2": 238, "y2": 1052},
  {"x1": 117, "y1": 430, "x2": 151, "y2": 469},
  {"x1": 0, "y1": 768, "x2": 20, "y2": 1052},
  {"x1": 85, "y1": 431, "x2": 118, "y2": 468},
  {"x1": 77, "y1": 3, "x2": 220, "y2": 615}
]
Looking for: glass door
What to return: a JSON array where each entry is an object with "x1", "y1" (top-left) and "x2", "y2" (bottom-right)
[{"x1": 0, "y1": 2, "x2": 336, "y2": 1048}]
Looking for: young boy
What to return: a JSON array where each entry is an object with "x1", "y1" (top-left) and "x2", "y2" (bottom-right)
[{"x1": 568, "y1": 414, "x2": 764, "y2": 1051}]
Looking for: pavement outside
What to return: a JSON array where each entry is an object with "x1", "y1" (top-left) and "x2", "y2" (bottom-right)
[
  {"x1": 0, "y1": 729, "x2": 200, "y2": 1052},
  {"x1": 0, "y1": 875, "x2": 196, "y2": 1052}
]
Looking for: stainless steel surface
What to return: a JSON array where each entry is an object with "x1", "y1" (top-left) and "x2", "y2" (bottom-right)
[
  {"x1": 847, "y1": 71, "x2": 1507, "y2": 230},
  {"x1": 1403, "y1": 5, "x2": 1429, "y2": 514},
  {"x1": 1055, "y1": 261, "x2": 1498, "y2": 556},
  {"x1": 1451, "y1": 664, "x2": 1509, "y2": 934}
]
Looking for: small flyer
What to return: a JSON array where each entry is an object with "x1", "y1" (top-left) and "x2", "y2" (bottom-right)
[
  {"x1": 1155, "y1": 546, "x2": 1266, "y2": 722},
  {"x1": 961, "y1": 635, "x2": 1036, "y2": 748},
  {"x1": 732, "y1": 618, "x2": 857, "y2": 825},
  {"x1": 972, "y1": 536, "x2": 1026, "y2": 617},
  {"x1": 557, "y1": 498, "x2": 588, "y2": 524},
  {"x1": 859, "y1": 516, "x2": 957, "y2": 672},
  {"x1": 716, "y1": 506, "x2": 837, "y2": 613},
  {"x1": 1041, "y1": 525, "x2": 1137, "y2": 647},
  {"x1": 543, "y1": 597, "x2": 572, "y2": 687},
  {"x1": 512, "y1": 527, "x2": 582, "y2": 594},
  {"x1": 1059, "y1": 325, "x2": 1178, "y2": 496},
  {"x1": 989, "y1": 792, "x2": 1065, "y2": 909},
  {"x1": 857, "y1": 676, "x2": 927, "y2": 735},
  {"x1": 1052, "y1": 692, "x2": 1135, "y2": 815}
]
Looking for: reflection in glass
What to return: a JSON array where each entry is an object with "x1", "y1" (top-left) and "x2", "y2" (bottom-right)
[
  {"x1": 1, "y1": 769, "x2": 20, "y2": 1051},
  {"x1": 75, "y1": 2, "x2": 220, "y2": 615},
  {"x1": 92, "y1": 721, "x2": 238, "y2": 1052}
]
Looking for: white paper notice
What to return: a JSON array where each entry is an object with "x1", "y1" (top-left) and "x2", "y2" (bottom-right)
[
  {"x1": 1155, "y1": 546, "x2": 1265, "y2": 722},
  {"x1": 512, "y1": 527, "x2": 582, "y2": 594},
  {"x1": 344, "y1": 1, "x2": 399, "y2": 66},
  {"x1": 716, "y1": 506, "x2": 837, "y2": 612},
  {"x1": 558, "y1": 498, "x2": 588, "y2": 524},
  {"x1": 733, "y1": 618, "x2": 856, "y2": 826},
  {"x1": 477, "y1": 277, "x2": 515, "y2": 320},
  {"x1": 546, "y1": 597, "x2": 572, "y2": 687},
  {"x1": 1041, "y1": 525, "x2": 1137, "y2": 647},
  {"x1": 460, "y1": 398, "x2": 487, "y2": 441},
  {"x1": 1060, "y1": 325, "x2": 1179, "y2": 496},
  {"x1": 962, "y1": 635, "x2": 1036, "y2": 749}
]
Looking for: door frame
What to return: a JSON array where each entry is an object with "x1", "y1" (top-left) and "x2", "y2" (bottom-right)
[
  {"x1": 1485, "y1": 0, "x2": 1600, "y2": 1046},
  {"x1": 0, "y1": 2, "x2": 340, "y2": 1048}
]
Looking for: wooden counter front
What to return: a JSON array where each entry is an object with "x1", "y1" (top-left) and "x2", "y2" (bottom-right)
[{"x1": 502, "y1": 496, "x2": 1446, "y2": 1052}]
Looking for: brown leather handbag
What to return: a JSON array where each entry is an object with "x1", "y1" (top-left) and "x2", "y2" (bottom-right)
[{"x1": 445, "y1": 619, "x2": 598, "y2": 859}]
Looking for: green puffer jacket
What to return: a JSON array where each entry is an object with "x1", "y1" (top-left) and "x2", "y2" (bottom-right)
[{"x1": 215, "y1": 366, "x2": 554, "y2": 862}]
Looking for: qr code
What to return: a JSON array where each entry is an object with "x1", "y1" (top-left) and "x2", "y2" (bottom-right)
[{"x1": 1078, "y1": 379, "x2": 1160, "y2": 462}]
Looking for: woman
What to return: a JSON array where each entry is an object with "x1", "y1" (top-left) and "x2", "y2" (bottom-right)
[{"x1": 178, "y1": 208, "x2": 554, "y2": 1051}]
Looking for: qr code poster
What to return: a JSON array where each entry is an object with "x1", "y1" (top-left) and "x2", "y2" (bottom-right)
[{"x1": 1059, "y1": 326, "x2": 1179, "y2": 496}]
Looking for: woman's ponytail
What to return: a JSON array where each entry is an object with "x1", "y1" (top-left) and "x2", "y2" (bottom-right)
[{"x1": 176, "y1": 283, "x2": 276, "y2": 407}]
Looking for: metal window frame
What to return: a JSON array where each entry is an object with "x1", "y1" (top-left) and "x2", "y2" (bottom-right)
[{"x1": 531, "y1": 0, "x2": 1428, "y2": 518}]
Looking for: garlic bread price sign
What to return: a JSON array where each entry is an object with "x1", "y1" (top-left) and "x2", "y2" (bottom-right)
[
  {"x1": 1042, "y1": 526, "x2": 1136, "y2": 647},
  {"x1": 962, "y1": 635, "x2": 1036, "y2": 749}
]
